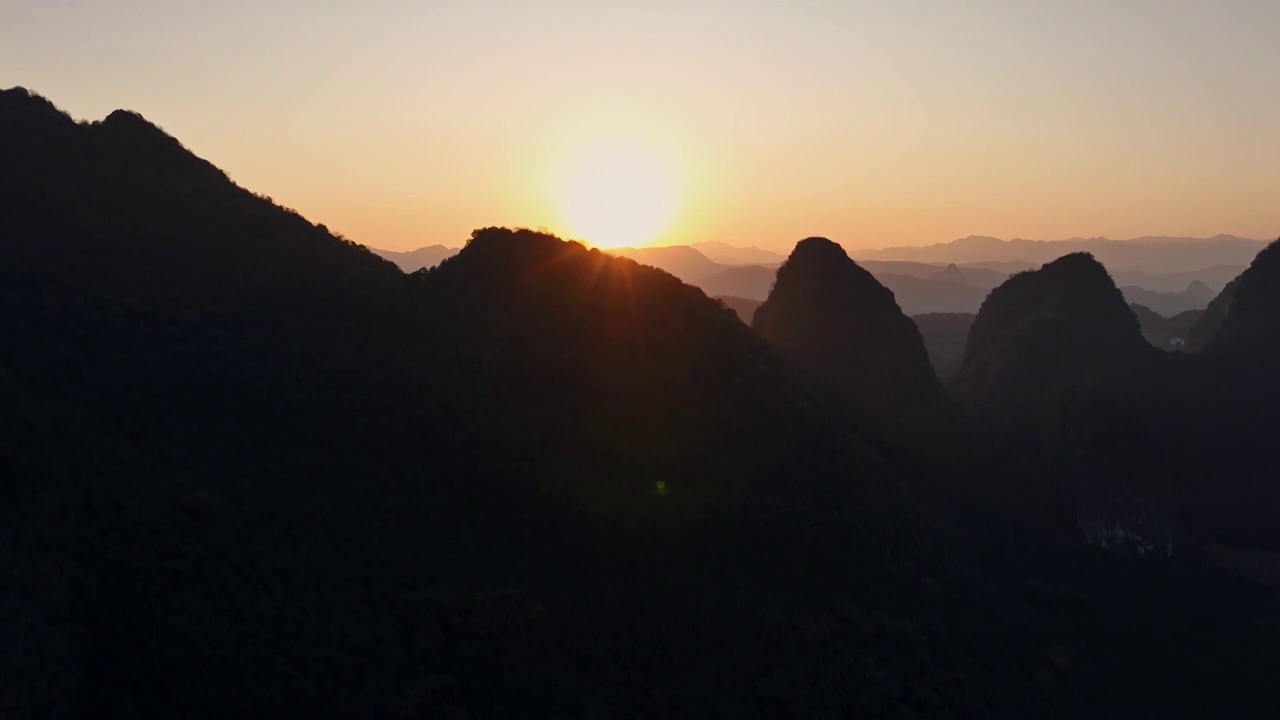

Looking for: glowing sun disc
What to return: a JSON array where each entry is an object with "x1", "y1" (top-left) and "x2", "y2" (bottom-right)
[{"x1": 553, "y1": 133, "x2": 680, "y2": 249}]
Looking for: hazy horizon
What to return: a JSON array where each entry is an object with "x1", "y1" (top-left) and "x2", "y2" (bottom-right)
[
  {"x1": 375, "y1": 232, "x2": 1268, "y2": 254},
  {"x1": 6, "y1": 1, "x2": 1279, "y2": 251}
]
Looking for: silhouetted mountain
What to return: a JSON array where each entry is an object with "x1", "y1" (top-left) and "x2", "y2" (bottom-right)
[
  {"x1": 714, "y1": 295, "x2": 762, "y2": 324},
  {"x1": 752, "y1": 238, "x2": 971, "y2": 462},
  {"x1": 1130, "y1": 303, "x2": 1202, "y2": 350},
  {"x1": 1, "y1": 89, "x2": 943, "y2": 716},
  {"x1": 370, "y1": 244, "x2": 459, "y2": 271},
  {"x1": 7, "y1": 87, "x2": 1280, "y2": 719},
  {"x1": 1172, "y1": 240, "x2": 1280, "y2": 547},
  {"x1": 954, "y1": 254, "x2": 1178, "y2": 553},
  {"x1": 1095, "y1": 241, "x2": 1280, "y2": 550},
  {"x1": 609, "y1": 244, "x2": 726, "y2": 284},
  {"x1": 1186, "y1": 275, "x2": 1241, "y2": 352},
  {"x1": 955, "y1": 253, "x2": 1162, "y2": 426},
  {"x1": 413, "y1": 228, "x2": 922, "y2": 550},
  {"x1": 753, "y1": 240, "x2": 1065, "y2": 556},
  {"x1": 1203, "y1": 239, "x2": 1280, "y2": 356},
  {"x1": 861, "y1": 234, "x2": 1266, "y2": 273},
  {"x1": 689, "y1": 240, "x2": 786, "y2": 265},
  {"x1": 913, "y1": 312, "x2": 976, "y2": 381},
  {"x1": 753, "y1": 239, "x2": 941, "y2": 397},
  {"x1": 930, "y1": 263, "x2": 968, "y2": 285}
]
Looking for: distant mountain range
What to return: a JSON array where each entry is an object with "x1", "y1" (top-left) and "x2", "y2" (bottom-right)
[
  {"x1": 688, "y1": 240, "x2": 786, "y2": 266},
  {"x1": 373, "y1": 239, "x2": 1239, "y2": 316},
  {"x1": 369, "y1": 244, "x2": 459, "y2": 272},
  {"x1": 1119, "y1": 281, "x2": 1216, "y2": 317},
  {"x1": 853, "y1": 234, "x2": 1266, "y2": 274}
]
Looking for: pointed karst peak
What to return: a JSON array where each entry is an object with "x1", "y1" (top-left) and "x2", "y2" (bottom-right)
[
  {"x1": 1185, "y1": 279, "x2": 1216, "y2": 302},
  {"x1": 757, "y1": 237, "x2": 919, "y2": 343},
  {"x1": 1204, "y1": 238, "x2": 1280, "y2": 355},
  {"x1": 954, "y1": 252, "x2": 1159, "y2": 416},
  {"x1": 752, "y1": 236, "x2": 953, "y2": 433},
  {"x1": 767, "y1": 237, "x2": 888, "y2": 298},
  {"x1": 930, "y1": 263, "x2": 968, "y2": 285}
]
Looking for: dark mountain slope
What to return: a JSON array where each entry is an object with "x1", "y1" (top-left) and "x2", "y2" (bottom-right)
[
  {"x1": 952, "y1": 254, "x2": 1174, "y2": 550},
  {"x1": 1186, "y1": 274, "x2": 1241, "y2": 351},
  {"x1": 1, "y1": 89, "x2": 945, "y2": 716},
  {"x1": 749, "y1": 238, "x2": 996, "y2": 520},
  {"x1": 753, "y1": 238, "x2": 956, "y2": 429},
  {"x1": 410, "y1": 228, "x2": 920, "y2": 554},
  {"x1": 954, "y1": 253, "x2": 1163, "y2": 426},
  {"x1": 1204, "y1": 239, "x2": 1280, "y2": 357},
  {"x1": 1159, "y1": 239, "x2": 1280, "y2": 547}
]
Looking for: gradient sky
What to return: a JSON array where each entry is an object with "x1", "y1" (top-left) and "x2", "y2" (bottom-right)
[{"x1": 5, "y1": 1, "x2": 1279, "y2": 251}]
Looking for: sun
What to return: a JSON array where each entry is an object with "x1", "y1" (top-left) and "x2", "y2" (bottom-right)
[{"x1": 553, "y1": 131, "x2": 680, "y2": 249}]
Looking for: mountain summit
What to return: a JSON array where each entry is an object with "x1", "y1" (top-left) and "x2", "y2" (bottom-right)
[
  {"x1": 752, "y1": 238, "x2": 965, "y2": 453},
  {"x1": 754, "y1": 238, "x2": 943, "y2": 398},
  {"x1": 954, "y1": 253, "x2": 1160, "y2": 424}
]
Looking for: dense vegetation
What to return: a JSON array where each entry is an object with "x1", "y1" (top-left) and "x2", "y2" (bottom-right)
[{"x1": 5, "y1": 87, "x2": 1280, "y2": 718}]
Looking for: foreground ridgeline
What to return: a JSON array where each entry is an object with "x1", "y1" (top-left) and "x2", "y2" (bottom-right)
[{"x1": 5, "y1": 87, "x2": 1280, "y2": 717}]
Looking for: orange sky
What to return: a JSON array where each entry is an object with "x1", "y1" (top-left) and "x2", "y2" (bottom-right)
[{"x1": 4, "y1": 1, "x2": 1279, "y2": 251}]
